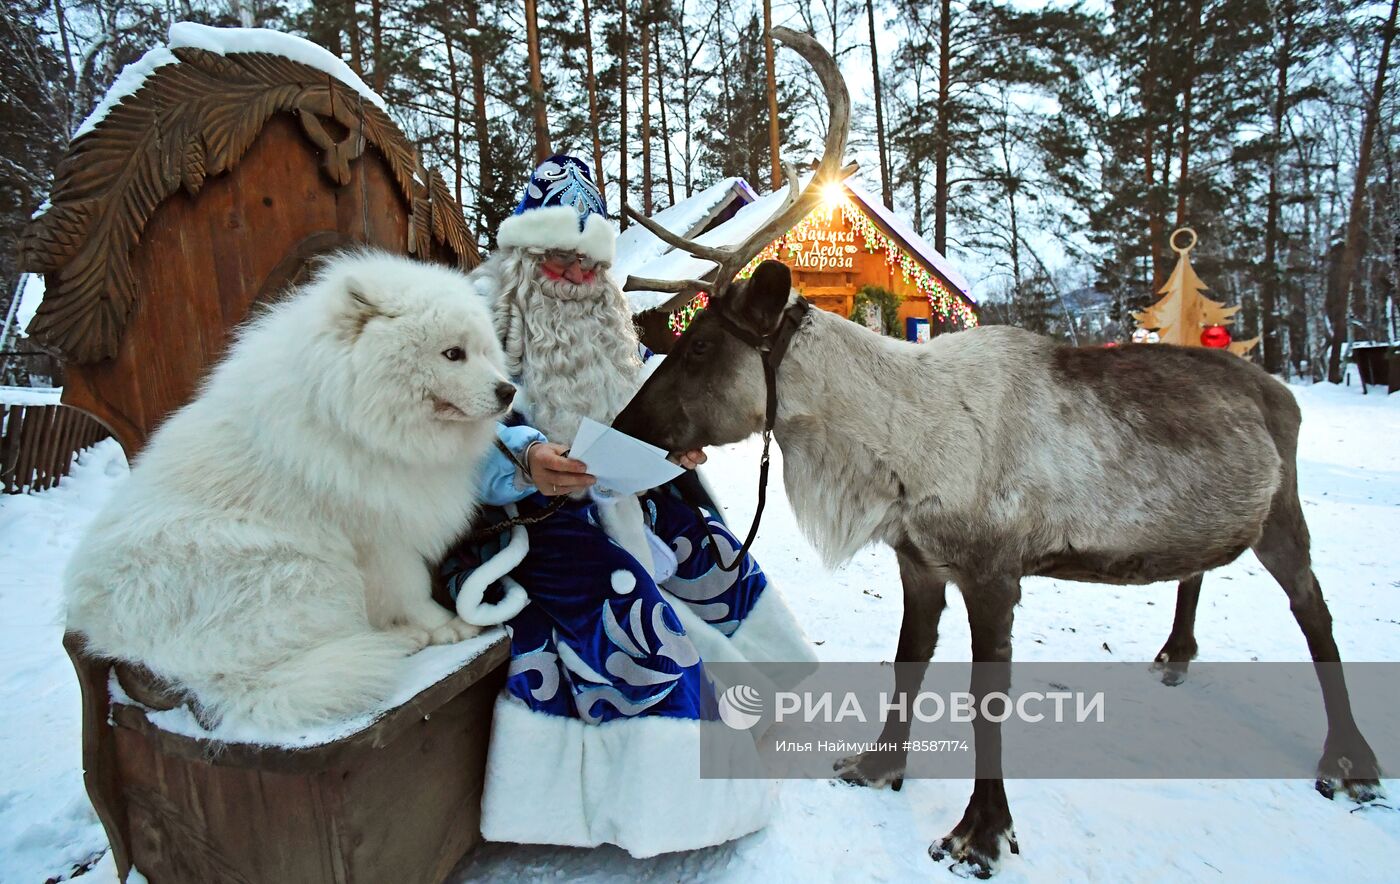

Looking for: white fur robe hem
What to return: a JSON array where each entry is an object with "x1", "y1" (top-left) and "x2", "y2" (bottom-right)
[
  {"x1": 724, "y1": 581, "x2": 820, "y2": 675},
  {"x1": 480, "y1": 693, "x2": 776, "y2": 857},
  {"x1": 662, "y1": 582, "x2": 820, "y2": 698}
]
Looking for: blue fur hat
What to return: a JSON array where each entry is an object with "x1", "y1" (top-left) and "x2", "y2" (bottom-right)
[{"x1": 497, "y1": 155, "x2": 616, "y2": 266}]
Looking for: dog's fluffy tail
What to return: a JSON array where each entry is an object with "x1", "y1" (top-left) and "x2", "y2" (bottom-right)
[{"x1": 194, "y1": 630, "x2": 419, "y2": 736}]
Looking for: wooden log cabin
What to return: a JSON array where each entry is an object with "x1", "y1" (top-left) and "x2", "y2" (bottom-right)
[{"x1": 622, "y1": 177, "x2": 978, "y2": 349}]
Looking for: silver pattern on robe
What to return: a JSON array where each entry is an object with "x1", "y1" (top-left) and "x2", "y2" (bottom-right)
[{"x1": 508, "y1": 644, "x2": 562, "y2": 702}]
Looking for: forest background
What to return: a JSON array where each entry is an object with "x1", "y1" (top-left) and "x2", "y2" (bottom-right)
[{"x1": 2, "y1": 0, "x2": 1396, "y2": 381}]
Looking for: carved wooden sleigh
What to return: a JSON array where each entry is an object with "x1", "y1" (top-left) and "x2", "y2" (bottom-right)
[{"x1": 20, "y1": 36, "x2": 508, "y2": 883}]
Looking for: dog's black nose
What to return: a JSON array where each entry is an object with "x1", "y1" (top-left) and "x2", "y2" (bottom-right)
[{"x1": 494, "y1": 382, "x2": 517, "y2": 408}]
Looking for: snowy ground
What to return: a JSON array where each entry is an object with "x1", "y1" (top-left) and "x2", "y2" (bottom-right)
[{"x1": 2, "y1": 382, "x2": 1397, "y2": 883}]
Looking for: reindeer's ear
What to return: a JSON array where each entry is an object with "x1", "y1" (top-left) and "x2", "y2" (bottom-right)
[{"x1": 729, "y1": 260, "x2": 793, "y2": 334}]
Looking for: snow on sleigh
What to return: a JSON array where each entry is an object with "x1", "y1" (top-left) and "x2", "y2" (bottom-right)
[{"x1": 20, "y1": 25, "x2": 506, "y2": 883}]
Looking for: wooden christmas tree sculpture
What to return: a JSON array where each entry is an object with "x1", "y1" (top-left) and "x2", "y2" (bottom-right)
[{"x1": 1133, "y1": 228, "x2": 1259, "y2": 357}]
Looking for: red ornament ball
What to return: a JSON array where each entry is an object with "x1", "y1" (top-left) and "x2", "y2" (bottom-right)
[{"x1": 1200, "y1": 325, "x2": 1232, "y2": 348}]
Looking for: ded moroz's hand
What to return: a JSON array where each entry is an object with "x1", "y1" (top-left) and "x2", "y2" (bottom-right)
[
  {"x1": 670, "y1": 449, "x2": 708, "y2": 470},
  {"x1": 528, "y1": 442, "x2": 596, "y2": 495}
]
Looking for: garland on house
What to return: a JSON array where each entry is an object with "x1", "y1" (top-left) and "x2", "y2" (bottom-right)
[
  {"x1": 667, "y1": 291, "x2": 710, "y2": 335},
  {"x1": 667, "y1": 200, "x2": 978, "y2": 335},
  {"x1": 836, "y1": 203, "x2": 978, "y2": 329}
]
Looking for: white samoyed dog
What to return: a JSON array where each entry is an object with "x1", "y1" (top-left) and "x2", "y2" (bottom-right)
[{"x1": 65, "y1": 250, "x2": 514, "y2": 735}]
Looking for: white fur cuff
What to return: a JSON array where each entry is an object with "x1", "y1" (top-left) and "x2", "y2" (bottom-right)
[
  {"x1": 455, "y1": 506, "x2": 531, "y2": 626},
  {"x1": 496, "y1": 206, "x2": 617, "y2": 266}
]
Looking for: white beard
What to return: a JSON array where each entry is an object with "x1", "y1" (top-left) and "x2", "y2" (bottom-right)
[
  {"x1": 473, "y1": 249, "x2": 657, "y2": 575},
  {"x1": 477, "y1": 249, "x2": 643, "y2": 446}
]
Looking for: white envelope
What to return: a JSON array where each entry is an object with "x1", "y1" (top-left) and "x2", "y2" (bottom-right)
[{"x1": 571, "y1": 417, "x2": 685, "y2": 495}]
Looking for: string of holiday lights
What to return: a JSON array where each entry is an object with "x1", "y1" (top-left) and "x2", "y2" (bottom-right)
[
  {"x1": 837, "y1": 203, "x2": 979, "y2": 329},
  {"x1": 667, "y1": 291, "x2": 710, "y2": 335},
  {"x1": 666, "y1": 198, "x2": 978, "y2": 335}
]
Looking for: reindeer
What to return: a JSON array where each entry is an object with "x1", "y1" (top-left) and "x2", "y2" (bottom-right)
[{"x1": 612, "y1": 27, "x2": 1382, "y2": 878}]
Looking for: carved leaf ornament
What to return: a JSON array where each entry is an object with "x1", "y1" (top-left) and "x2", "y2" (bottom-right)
[{"x1": 20, "y1": 47, "x2": 480, "y2": 363}]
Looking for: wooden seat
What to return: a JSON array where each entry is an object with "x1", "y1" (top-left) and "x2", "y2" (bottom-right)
[{"x1": 21, "y1": 36, "x2": 507, "y2": 883}]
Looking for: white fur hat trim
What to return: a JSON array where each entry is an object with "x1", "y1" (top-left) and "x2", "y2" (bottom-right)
[{"x1": 496, "y1": 206, "x2": 617, "y2": 266}]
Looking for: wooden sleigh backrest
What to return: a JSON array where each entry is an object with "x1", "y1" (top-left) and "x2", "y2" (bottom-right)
[{"x1": 19, "y1": 45, "x2": 481, "y2": 458}]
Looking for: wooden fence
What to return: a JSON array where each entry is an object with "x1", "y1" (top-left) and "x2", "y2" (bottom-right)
[{"x1": 1, "y1": 404, "x2": 109, "y2": 494}]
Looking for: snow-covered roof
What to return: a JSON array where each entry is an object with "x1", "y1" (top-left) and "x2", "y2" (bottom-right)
[
  {"x1": 619, "y1": 176, "x2": 974, "y2": 312},
  {"x1": 621, "y1": 182, "x2": 804, "y2": 311},
  {"x1": 73, "y1": 23, "x2": 388, "y2": 140},
  {"x1": 843, "y1": 181, "x2": 972, "y2": 298},
  {"x1": 612, "y1": 178, "x2": 756, "y2": 282}
]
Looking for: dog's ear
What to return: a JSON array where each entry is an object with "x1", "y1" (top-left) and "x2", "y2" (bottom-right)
[
  {"x1": 727, "y1": 260, "x2": 792, "y2": 335},
  {"x1": 345, "y1": 278, "x2": 404, "y2": 318},
  {"x1": 338, "y1": 277, "x2": 388, "y2": 341},
  {"x1": 345, "y1": 278, "x2": 379, "y2": 315}
]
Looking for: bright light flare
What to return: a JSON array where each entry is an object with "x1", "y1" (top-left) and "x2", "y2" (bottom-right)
[{"x1": 820, "y1": 182, "x2": 846, "y2": 209}]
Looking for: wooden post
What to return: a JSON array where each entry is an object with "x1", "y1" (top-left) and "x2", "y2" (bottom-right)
[
  {"x1": 0, "y1": 405, "x2": 20, "y2": 493},
  {"x1": 40, "y1": 407, "x2": 64, "y2": 490},
  {"x1": 54, "y1": 408, "x2": 83, "y2": 488},
  {"x1": 21, "y1": 406, "x2": 56, "y2": 492}
]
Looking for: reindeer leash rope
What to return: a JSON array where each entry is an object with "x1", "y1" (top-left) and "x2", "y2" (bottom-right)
[{"x1": 685, "y1": 298, "x2": 810, "y2": 573}]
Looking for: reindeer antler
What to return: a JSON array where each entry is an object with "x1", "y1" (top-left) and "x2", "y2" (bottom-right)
[{"x1": 622, "y1": 26, "x2": 856, "y2": 300}]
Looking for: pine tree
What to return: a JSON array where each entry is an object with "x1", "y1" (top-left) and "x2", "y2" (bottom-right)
[
  {"x1": 697, "y1": 12, "x2": 804, "y2": 188},
  {"x1": 525, "y1": 0, "x2": 552, "y2": 162},
  {"x1": 864, "y1": 0, "x2": 891, "y2": 207},
  {"x1": 582, "y1": 0, "x2": 605, "y2": 187},
  {"x1": 0, "y1": 1, "x2": 68, "y2": 332},
  {"x1": 1327, "y1": 0, "x2": 1398, "y2": 381}
]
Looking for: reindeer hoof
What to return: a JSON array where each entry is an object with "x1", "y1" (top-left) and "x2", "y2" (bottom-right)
[
  {"x1": 1316, "y1": 739, "x2": 1383, "y2": 802},
  {"x1": 834, "y1": 749, "x2": 907, "y2": 789},
  {"x1": 929, "y1": 792, "x2": 1018, "y2": 878},
  {"x1": 1151, "y1": 649, "x2": 1193, "y2": 686},
  {"x1": 929, "y1": 828, "x2": 1018, "y2": 879},
  {"x1": 1316, "y1": 777, "x2": 1383, "y2": 803}
]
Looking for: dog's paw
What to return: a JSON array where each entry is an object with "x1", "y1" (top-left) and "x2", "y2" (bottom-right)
[
  {"x1": 389, "y1": 625, "x2": 432, "y2": 653},
  {"x1": 428, "y1": 617, "x2": 481, "y2": 645}
]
